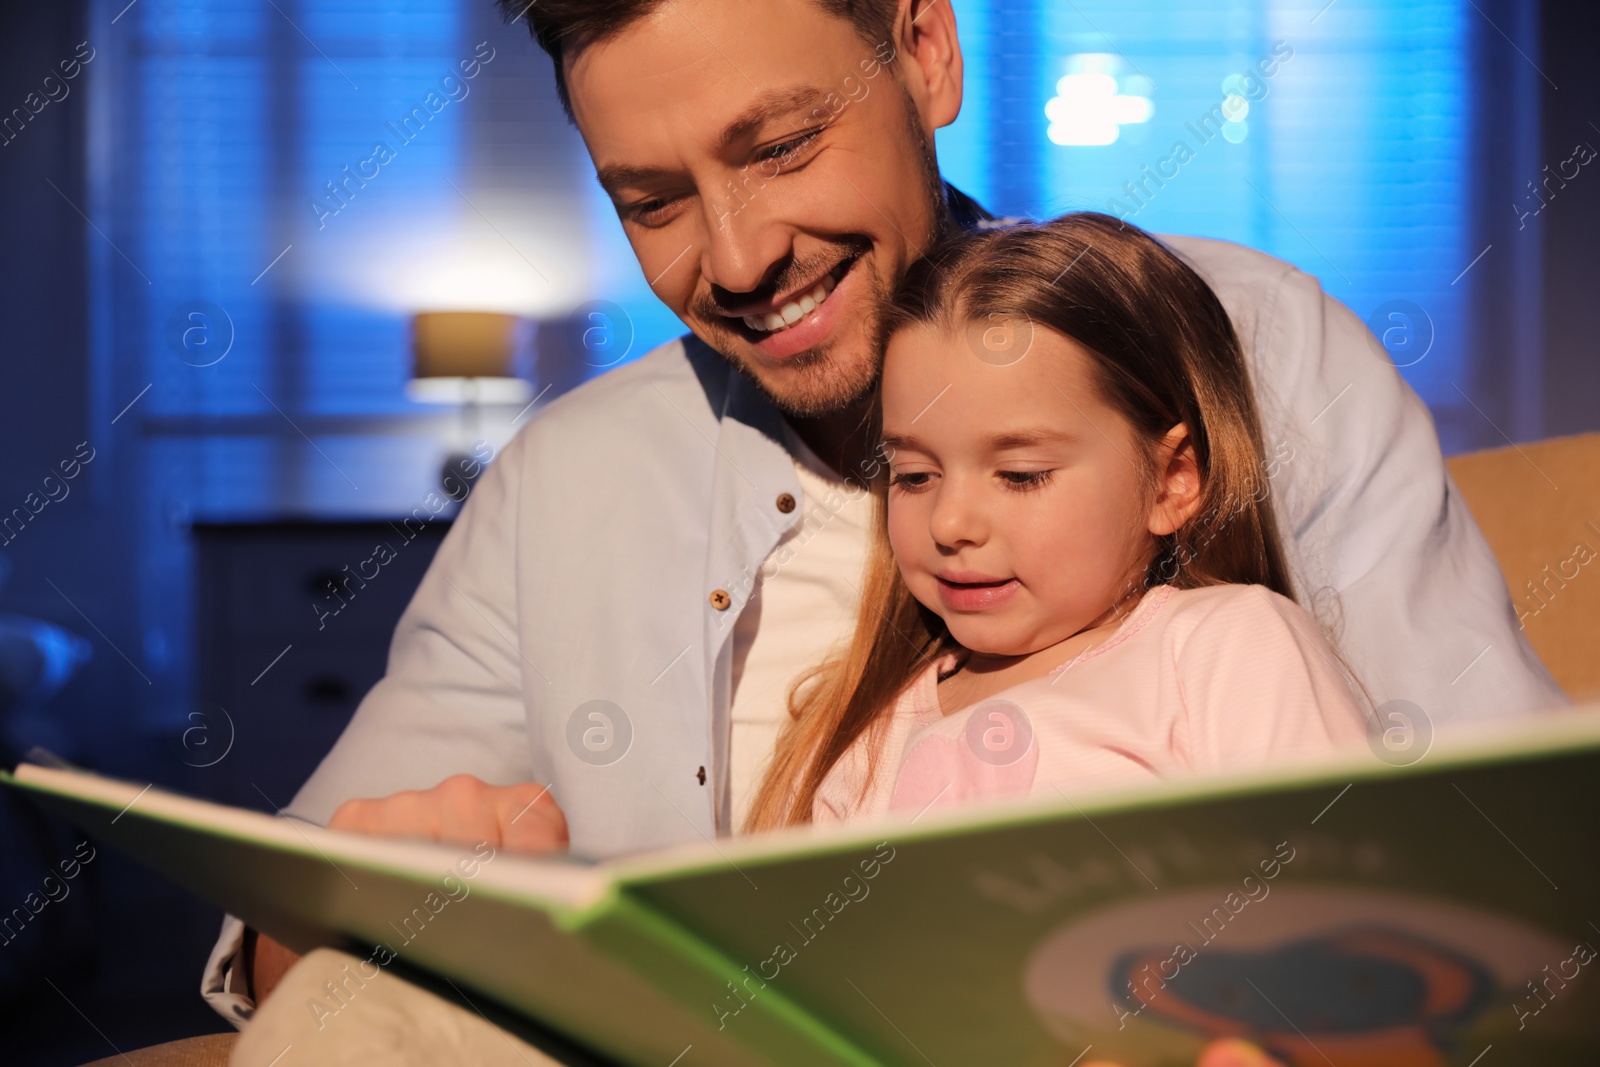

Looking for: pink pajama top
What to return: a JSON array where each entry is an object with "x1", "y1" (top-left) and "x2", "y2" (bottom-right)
[{"x1": 813, "y1": 583, "x2": 1370, "y2": 825}]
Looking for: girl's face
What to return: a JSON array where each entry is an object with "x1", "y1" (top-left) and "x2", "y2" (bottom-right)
[{"x1": 880, "y1": 322, "x2": 1196, "y2": 658}]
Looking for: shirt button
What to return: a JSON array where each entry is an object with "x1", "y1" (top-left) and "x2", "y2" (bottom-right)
[
  {"x1": 709, "y1": 589, "x2": 731, "y2": 611},
  {"x1": 775, "y1": 492, "x2": 797, "y2": 514}
]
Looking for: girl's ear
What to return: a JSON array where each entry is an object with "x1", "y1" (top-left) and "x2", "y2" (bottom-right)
[{"x1": 1146, "y1": 424, "x2": 1203, "y2": 537}]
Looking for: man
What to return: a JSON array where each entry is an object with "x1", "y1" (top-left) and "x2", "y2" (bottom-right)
[{"x1": 203, "y1": 0, "x2": 1562, "y2": 1058}]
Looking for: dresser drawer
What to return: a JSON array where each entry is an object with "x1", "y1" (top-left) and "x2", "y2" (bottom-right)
[{"x1": 193, "y1": 521, "x2": 450, "y2": 810}]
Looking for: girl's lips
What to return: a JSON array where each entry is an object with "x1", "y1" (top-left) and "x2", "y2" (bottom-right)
[{"x1": 935, "y1": 576, "x2": 1020, "y2": 612}]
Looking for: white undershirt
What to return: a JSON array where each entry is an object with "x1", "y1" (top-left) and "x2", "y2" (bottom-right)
[{"x1": 726, "y1": 424, "x2": 872, "y2": 831}]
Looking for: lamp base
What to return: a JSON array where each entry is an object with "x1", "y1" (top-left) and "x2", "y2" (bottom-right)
[{"x1": 439, "y1": 451, "x2": 486, "y2": 503}]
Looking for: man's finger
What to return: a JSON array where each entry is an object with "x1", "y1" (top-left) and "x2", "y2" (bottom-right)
[
  {"x1": 327, "y1": 779, "x2": 568, "y2": 855},
  {"x1": 1082, "y1": 1039, "x2": 1284, "y2": 1067},
  {"x1": 498, "y1": 783, "x2": 568, "y2": 854},
  {"x1": 1197, "y1": 1039, "x2": 1284, "y2": 1067},
  {"x1": 434, "y1": 777, "x2": 503, "y2": 849}
]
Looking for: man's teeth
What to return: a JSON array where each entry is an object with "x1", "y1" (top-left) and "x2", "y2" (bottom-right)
[{"x1": 742, "y1": 272, "x2": 839, "y2": 334}]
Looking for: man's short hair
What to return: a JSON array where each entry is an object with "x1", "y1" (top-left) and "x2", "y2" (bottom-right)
[{"x1": 498, "y1": 0, "x2": 901, "y2": 121}]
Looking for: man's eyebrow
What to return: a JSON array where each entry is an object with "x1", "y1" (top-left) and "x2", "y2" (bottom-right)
[
  {"x1": 595, "y1": 162, "x2": 674, "y2": 198},
  {"x1": 713, "y1": 85, "x2": 828, "y2": 154}
]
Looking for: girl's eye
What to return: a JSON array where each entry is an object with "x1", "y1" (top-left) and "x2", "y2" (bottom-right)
[
  {"x1": 998, "y1": 470, "x2": 1053, "y2": 490},
  {"x1": 890, "y1": 470, "x2": 934, "y2": 491}
]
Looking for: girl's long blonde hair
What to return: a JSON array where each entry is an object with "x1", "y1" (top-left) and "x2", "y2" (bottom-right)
[{"x1": 745, "y1": 213, "x2": 1296, "y2": 832}]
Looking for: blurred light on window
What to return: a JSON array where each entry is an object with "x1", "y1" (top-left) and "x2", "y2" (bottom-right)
[
  {"x1": 1046, "y1": 53, "x2": 1154, "y2": 147},
  {"x1": 1219, "y1": 74, "x2": 1251, "y2": 142}
]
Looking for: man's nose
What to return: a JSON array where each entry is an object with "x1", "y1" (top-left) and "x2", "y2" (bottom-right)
[{"x1": 698, "y1": 184, "x2": 792, "y2": 298}]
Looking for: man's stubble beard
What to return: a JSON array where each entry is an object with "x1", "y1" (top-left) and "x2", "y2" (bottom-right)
[{"x1": 694, "y1": 89, "x2": 950, "y2": 421}]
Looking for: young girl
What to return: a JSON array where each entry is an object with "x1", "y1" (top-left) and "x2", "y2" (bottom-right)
[{"x1": 746, "y1": 212, "x2": 1369, "y2": 831}]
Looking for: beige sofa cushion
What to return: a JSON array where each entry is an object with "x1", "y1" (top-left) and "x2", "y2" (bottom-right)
[{"x1": 1447, "y1": 432, "x2": 1600, "y2": 701}]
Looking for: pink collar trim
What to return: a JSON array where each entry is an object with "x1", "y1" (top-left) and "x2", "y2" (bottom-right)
[
  {"x1": 1046, "y1": 582, "x2": 1174, "y2": 681},
  {"x1": 913, "y1": 584, "x2": 1175, "y2": 721}
]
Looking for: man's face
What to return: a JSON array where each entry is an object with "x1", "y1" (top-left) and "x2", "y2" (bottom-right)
[{"x1": 566, "y1": 0, "x2": 951, "y2": 417}]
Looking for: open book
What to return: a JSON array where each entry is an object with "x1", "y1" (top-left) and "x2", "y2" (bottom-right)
[{"x1": 7, "y1": 711, "x2": 1600, "y2": 1067}]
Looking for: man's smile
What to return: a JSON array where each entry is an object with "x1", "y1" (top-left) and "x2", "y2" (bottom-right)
[
  {"x1": 729, "y1": 256, "x2": 852, "y2": 334},
  {"x1": 723, "y1": 253, "x2": 865, "y2": 362}
]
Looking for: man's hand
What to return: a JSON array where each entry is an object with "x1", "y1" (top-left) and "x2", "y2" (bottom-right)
[
  {"x1": 1195, "y1": 1040, "x2": 1284, "y2": 1067},
  {"x1": 327, "y1": 774, "x2": 568, "y2": 854},
  {"x1": 251, "y1": 775, "x2": 567, "y2": 1007},
  {"x1": 1086, "y1": 1039, "x2": 1285, "y2": 1067}
]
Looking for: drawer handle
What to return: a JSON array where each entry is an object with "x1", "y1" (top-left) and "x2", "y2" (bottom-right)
[
  {"x1": 307, "y1": 570, "x2": 345, "y2": 596},
  {"x1": 303, "y1": 675, "x2": 352, "y2": 704}
]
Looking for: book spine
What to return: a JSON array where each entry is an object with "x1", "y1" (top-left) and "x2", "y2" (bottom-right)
[{"x1": 573, "y1": 890, "x2": 883, "y2": 1066}]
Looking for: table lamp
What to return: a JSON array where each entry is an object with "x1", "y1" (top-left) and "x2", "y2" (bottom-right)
[{"x1": 406, "y1": 311, "x2": 533, "y2": 499}]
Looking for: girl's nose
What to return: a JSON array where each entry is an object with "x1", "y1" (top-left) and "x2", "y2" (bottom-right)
[{"x1": 928, "y1": 477, "x2": 987, "y2": 550}]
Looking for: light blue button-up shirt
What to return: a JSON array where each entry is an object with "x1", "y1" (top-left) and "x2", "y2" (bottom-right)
[{"x1": 287, "y1": 335, "x2": 810, "y2": 857}]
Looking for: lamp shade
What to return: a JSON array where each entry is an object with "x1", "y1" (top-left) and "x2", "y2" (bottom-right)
[{"x1": 410, "y1": 311, "x2": 522, "y2": 379}]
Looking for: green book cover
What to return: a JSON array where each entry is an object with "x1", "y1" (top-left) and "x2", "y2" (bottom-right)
[{"x1": 6, "y1": 710, "x2": 1600, "y2": 1066}]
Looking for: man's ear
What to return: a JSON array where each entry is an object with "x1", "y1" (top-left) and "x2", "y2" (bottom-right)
[
  {"x1": 895, "y1": 0, "x2": 963, "y2": 132},
  {"x1": 1147, "y1": 424, "x2": 1203, "y2": 537}
]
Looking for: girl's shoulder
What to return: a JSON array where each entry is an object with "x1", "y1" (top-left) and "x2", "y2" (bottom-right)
[
  {"x1": 1157, "y1": 582, "x2": 1333, "y2": 656},
  {"x1": 1161, "y1": 581, "x2": 1300, "y2": 614}
]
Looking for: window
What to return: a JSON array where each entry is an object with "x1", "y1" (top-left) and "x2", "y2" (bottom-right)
[{"x1": 939, "y1": 0, "x2": 1478, "y2": 436}]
